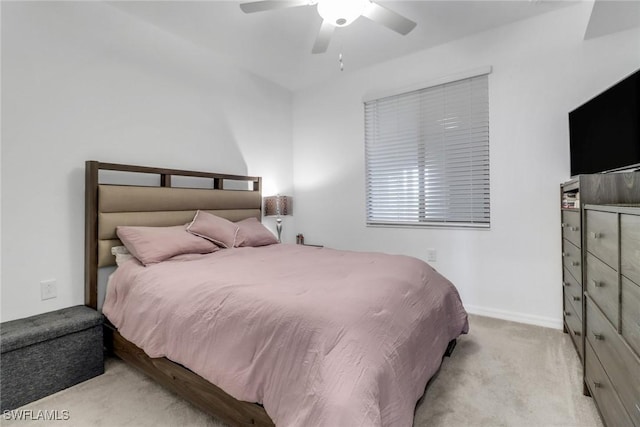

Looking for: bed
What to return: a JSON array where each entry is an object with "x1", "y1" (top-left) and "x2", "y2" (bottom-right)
[{"x1": 85, "y1": 161, "x2": 469, "y2": 427}]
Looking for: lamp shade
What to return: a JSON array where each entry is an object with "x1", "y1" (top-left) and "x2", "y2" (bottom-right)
[{"x1": 264, "y1": 195, "x2": 292, "y2": 217}]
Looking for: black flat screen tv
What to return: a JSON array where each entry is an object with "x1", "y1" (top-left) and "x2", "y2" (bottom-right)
[{"x1": 569, "y1": 69, "x2": 640, "y2": 176}]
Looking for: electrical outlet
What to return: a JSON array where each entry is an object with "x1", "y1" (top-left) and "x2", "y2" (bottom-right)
[
  {"x1": 40, "y1": 279, "x2": 57, "y2": 300},
  {"x1": 426, "y1": 249, "x2": 437, "y2": 262}
]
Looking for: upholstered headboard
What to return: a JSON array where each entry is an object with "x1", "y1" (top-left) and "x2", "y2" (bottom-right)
[{"x1": 85, "y1": 161, "x2": 262, "y2": 309}]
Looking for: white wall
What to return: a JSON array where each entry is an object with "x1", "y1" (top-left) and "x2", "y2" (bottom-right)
[
  {"x1": 1, "y1": 2, "x2": 294, "y2": 322},
  {"x1": 292, "y1": 2, "x2": 640, "y2": 328}
]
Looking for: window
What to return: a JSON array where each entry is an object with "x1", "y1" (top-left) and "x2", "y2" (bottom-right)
[{"x1": 364, "y1": 72, "x2": 490, "y2": 228}]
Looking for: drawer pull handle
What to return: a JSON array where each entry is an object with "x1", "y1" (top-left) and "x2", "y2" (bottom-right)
[
  {"x1": 593, "y1": 333, "x2": 604, "y2": 341},
  {"x1": 562, "y1": 252, "x2": 567, "y2": 257},
  {"x1": 593, "y1": 381, "x2": 602, "y2": 389},
  {"x1": 570, "y1": 226, "x2": 579, "y2": 232},
  {"x1": 563, "y1": 281, "x2": 570, "y2": 287},
  {"x1": 572, "y1": 296, "x2": 581, "y2": 302},
  {"x1": 574, "y1": 330, "x2": 581, "y2": 336},
  {"x1": 591, "y1": 280, "x2": 603, "y2": 288},
  {"x1": 561, "y1": 223, "x2": 567, "y2": 228},
  {"x1": 589, "y1": 231, "x2": 601, "y2": 239},
  {"x1": 564, "y1": 311, "x2": 570, "y2": 316},
  {"x1": 571, "y1": 261, "x2": 580, "y2": 266}
]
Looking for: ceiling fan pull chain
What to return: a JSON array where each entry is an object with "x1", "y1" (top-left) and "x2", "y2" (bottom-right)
[{"x1": 339, "y1": 52, "x2": 344, "y2": 71}]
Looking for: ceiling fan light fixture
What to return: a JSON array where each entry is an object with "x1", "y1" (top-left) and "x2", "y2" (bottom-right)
[{"x1": 317, "y1": 0, "x2": 369, "y2": 27}]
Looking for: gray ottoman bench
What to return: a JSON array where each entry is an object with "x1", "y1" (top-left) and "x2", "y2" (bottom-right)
[{"x1": 0, "y1": 305, "x2": 104, "y2": 411}]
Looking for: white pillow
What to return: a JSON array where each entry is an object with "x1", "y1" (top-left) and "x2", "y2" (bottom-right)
[{"x1": 111, "y1": 245, "x2": 134, "y2": 266}]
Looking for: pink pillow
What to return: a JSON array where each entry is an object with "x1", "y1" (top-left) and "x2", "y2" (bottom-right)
[
  {"x1": 235, "y1": 217, "x2": 278, "y2": 247},
  {"x1": 186, "y1": 211, "x2": 239, "y2": 248},
  {"x1": 116, "y1": 225, "x2": 218, "y2": 266}
]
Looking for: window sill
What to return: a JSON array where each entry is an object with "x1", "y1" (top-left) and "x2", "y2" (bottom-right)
[{"x1": 366, "y1": 222, "x2": 490, "y2": 230}]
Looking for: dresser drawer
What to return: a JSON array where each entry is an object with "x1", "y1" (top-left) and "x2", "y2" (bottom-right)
[
  {"x1": 621, "y1": 213, "x2": 640, "y2": 286},
  {"x1": 561, "y1": 210, "x2": 581, "y2": 248},
  {"x1": 586, "y1": 297, "x2": 640, "y2": 426},
  {"x1": 585, "y1": 340, "x2": 635, "y2": 427},
  {"x1": 564, "y1": 293, "x2": 582, "y2": 358},
  {"x1": 622, "y1": 276, "x2": 640, "y2": 359},
  {"x1": 562, "y1": 240, "x2": 582, "y2": 283},
  {"x1": 562, "y1": 267, "x2": 583, "y2": 320},
  {"x1": 585, "y1": 252, "x2": 619, "y2": 328},
  {"x1": 585, "y1": 210, "x2": 619, "y2": 270}
]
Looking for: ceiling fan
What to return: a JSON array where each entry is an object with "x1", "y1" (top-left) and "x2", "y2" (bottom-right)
[{"x1": 239, "y1": 0, "x2": 417, "y2": 54}]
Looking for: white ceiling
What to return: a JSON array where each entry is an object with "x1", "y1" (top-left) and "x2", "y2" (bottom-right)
[
  {"x1": 107, "y1": 1, "x2": 615, "y2": 91},
  {"x1": 585, "y1": 0, "x2": 640, "y2": 40}
]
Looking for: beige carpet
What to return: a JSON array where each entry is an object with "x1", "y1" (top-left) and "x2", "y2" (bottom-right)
[{"x1": 2, "y1": 315, "x2": 602, "y2": 427}]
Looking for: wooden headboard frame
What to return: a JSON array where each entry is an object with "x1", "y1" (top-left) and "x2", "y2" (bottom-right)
[{"x1": 84, "y1": 160, "x2": 262, "y2": 309}]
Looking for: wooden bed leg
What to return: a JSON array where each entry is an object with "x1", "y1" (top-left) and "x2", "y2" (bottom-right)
[{"x1": 444, "y1": 339, "x2": 457, "y2": 357}]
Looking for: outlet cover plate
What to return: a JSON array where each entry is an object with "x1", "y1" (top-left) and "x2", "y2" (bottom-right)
[{"x1": 40, "y1": 279, "x2": 57, "y2": 300}]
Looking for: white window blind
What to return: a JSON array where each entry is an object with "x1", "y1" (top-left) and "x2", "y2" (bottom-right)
[{"x1": 365, "y1": 74, "x2": 490, "y2": 227}]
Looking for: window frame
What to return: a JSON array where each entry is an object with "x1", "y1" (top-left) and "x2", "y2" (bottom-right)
[{"x1": 363, "y1": 67, "x2": 491, "y2": 229}]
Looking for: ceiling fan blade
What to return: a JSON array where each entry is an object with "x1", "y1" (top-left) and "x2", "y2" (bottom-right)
[
  {"x1": 240, "y1": 0, "x2": 310, "y2": 14},
  {"x1": 312, "y1": 20, "x2": 335, "y2": 54},
  {"x1": 362, "y1": 1, "x2": 417, "y2": 35}
]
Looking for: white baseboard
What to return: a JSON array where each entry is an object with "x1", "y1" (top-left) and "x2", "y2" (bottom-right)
[{"x1": 464, "y1": 304, "x2": 563, "y2": 330}]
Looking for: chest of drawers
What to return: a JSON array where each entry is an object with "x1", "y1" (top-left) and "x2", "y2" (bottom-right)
[
  {"x1": 584, "y1": 204, "x2": 640, "y2": 427},
  {"x1": 561, "y1": 209, "x2": 583, "y2": 357}
]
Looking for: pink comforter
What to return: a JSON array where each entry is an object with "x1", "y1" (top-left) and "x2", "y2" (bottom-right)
[{"x1": 103, "y1": 244, "x2": 468, "y2": 427}]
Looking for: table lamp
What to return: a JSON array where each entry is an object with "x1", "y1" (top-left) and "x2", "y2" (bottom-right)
[{"x1": 264, "y1": 195, "x2": 292, "y2": 243}]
